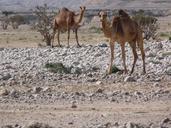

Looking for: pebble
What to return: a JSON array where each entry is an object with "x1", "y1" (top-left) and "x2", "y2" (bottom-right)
[
  {"x1": 0, "y1": 42, "x2": 170, "y2": 86},
  {"x1": 0, "y1": 88, "x2": 9, "y2": 96},
  {"x1": 71, "y1": 101, "x2": 77, "y2": 108},
  {"x1": 124, "y1": 76, "x2": 136, "y2": 82}
]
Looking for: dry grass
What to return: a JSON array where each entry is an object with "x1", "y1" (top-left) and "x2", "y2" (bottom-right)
[
  {"x1": 0, "y1": 14, "x2": 171, "y2": 48},
  {"x1": 0, "y1": 25, "x2": 107, "y2": 48}
]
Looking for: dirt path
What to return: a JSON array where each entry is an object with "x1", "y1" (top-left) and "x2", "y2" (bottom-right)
[{"x1": 0, "y1": 101, "x2": 170, "y2": 127}]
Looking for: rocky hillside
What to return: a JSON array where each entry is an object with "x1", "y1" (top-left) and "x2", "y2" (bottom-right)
[{"x1": 0, "y1": 0, "x2": 171, "y2": 11}]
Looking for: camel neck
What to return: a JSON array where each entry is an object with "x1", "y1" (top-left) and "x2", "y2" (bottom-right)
[
  {"x1": 75, "y1": 11, "x2": 84, "y2": 24},
  {"x1": 101, "y1": 19, "x2": 112, "y2": 38}
]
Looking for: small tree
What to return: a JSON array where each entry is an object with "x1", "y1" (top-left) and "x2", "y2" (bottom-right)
[
  {"x1": 10, "y1": 15, "x2": 25, "y2": 29},
  {"x1": 34, "y1": 4, "x2": 56, "y2": 46},
  {"x1": 1, "y1": 17, "x2": 10, "y2": 30},
  {"x1": 132, "y1": 12, "x2": 159, "y2": 40}
]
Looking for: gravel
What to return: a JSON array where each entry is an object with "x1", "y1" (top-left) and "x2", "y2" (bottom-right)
[
  {"x1": 1, "y1": 118, "x2": 171, "y2": 128},
  {"x1": 0, "y1": 40, "x2": 170, "y2": 87}
]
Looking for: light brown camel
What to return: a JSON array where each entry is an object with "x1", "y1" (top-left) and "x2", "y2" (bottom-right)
[
  {"x1": 98, "y1": 10, "x2": 146, "y2": 74},
  {"x1": 52, "y1": 6, "x2": 86, "y2": 47}
]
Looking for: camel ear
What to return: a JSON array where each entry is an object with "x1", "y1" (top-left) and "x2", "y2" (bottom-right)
[
  {"x1": 98, "y1": 11, "x2": 100, "y2": 17},
  {"x1": 83, "y1": 6, "x2": 86, "y2": 10},
  {"x1": 80, "y1": 6, "x2": 82, "y2": 10}
]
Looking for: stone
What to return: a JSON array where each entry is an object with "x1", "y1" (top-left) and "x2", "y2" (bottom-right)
[
  {"x1": 1, "y1": 73, "x2": 11, "y2": 80},
  {"x1": 166, "y1": 67, "x2": 171, "y2": 75},
  {"x1": 71, "y1": 101, "x2": 77, "y2": 108},
  {"x1": 71, "y1": 67, "x2": 82, "y2": 74},
  {"x1": 124, "y1": 76, "x2": 136, "y2": 82},
  {"x1": 26, "y1": 122, "x2": 54, "y2": 128},
  {"x1": 32, "y1": 87, "x2": 42, "y2": 93},
  {"x1": 96, "y1": 88, "x2": 103, "y2": 93},
  {"x1": 96, "y1": 81, "x2": 102, "y2": 85},
  {"x1": 1, "y1": 125, "x2": 13, "y2": 128},
  {"x1": 125, "y1": 122, "x2": 136, "y2": 128},
  {"x1": 10, "y1": 89, "x2": 19, "y2": 98},
  {"x1": 162, "y1": 118, "x2": 170, "y2": 124},
  {"x1": 98, "y1": 43, "x2": 108, "y2": 47},
  {"x1": 147, "y1": 52, "x2": 156, "y2": 57},
  {"x1": 0, "y1": 88, "x2": 9, "y2": 96},
  {"x1": 134, "y1": 91, "x2": 142, "y2": 96},
  {"x1": 42, "y1": 87, "x2": 51, "y2": 92}
]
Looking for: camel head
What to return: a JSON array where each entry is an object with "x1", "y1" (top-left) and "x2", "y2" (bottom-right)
[
  {"x1": 118, "y1": 9, "x2": 129, "y2": 17},
  {"x1": 74, "y1": 6, "x2": 86, "y2": 25},
  {"x1": 80, "y1": 6, "x2": 86, "y2": 13},
  {"x1": 98, "y1": 11, "x2": 107, "y2": 22}
]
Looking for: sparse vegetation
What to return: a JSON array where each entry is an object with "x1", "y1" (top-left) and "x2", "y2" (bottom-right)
[
  {"x1": 33, "y1": 4, "x2": 56, "y2": 46},
  {"x1": 132, "y1": 11, "x2": 159, "y2": 40},
  {"x1": 111, "y1": 65, "x2": 121, "y2": 73},
  {"x1": 169, "y1": 36, "x2": 171, "y2": 41},
  {"x1": 89, "y1": 26, "x2": 101, "y2": 33},
  {"x1": 45, "y1": 62, "x2": 71, "y2": 74}
]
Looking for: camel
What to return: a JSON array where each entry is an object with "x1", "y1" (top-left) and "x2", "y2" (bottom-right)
[
  {"x1": 98, "y1": 10, "x2": 146, "y2": 74},
  {"x1": 52, "y1": 6, "x2": 86, "y2": 47}
]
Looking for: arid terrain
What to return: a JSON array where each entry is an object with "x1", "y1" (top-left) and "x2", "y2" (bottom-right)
[
  {"x1": 0, "y1": 28, "x2": 171, "y2": 127},
  {"x1": 0, "y1": 1, "x2": 171, "y2": 127}
]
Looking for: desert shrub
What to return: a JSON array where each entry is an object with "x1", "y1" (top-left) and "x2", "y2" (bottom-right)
[
  {"x1": 1, "y1": 17, "x2": 10, "y2": 30},
  {"x1": 111, "y1": 65, "x2": 121, "y2": 73},
  {"x1": 90, "y1": 26, "x2": 101, "y2": 33},
  {"x1": 1, "y1": 21, "x2": 9, "y2": 30},
  {"x1": 45, "y1": 62, "x2": 71, "y2": 74},
  {"x1": 160, "y1": 32, "x2": 169, "y2": 37},
  {"x1": 2, "y1": 11, "x2": 14, "y2": 16},
  {"x1": 10, "y1": 15, "x2": 25, "y2": 24},
  {"x1": 33, "y1": 4, "x2": 56, "y2": 46},
  {"x1": 132, "y1": 12, "x2": 159, "y2": 40},
  {"x1": 9, "y1": 15, "x2": 25, "y2": 29},
  {"x1": 89, "y1": 26, "x2": 101, "y2": 33},
  {"x1": 169, "y1": 36, "x2": 171, "y2": 41}
]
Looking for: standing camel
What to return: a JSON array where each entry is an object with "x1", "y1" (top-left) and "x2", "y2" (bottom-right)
[
  {"x1": 52, "y1": 6, "x2": 86, "y2": 47},
  {"x1": 98, "y1": 10, "x2": 146, "y2": 74}
]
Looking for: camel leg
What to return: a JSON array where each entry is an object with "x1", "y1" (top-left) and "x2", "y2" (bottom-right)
[
  {"x1": 121, "y1": 43, "x2": 128, "y2": 74},
  {"x1": 138, "y1": 37, "x2": 146, "y2": 74},
  {"x1": 57, "y1": 29, "x2": 61, "y2": 47},
  {"x1": 51, "y1": 28, "x2": 56, "y2": 48},
  {"x1": 108, "y1": 41, "x2": 114, "y2": 74},
  {"x1": 75, "y1": 29, "x2": 81, "y2": 47},
  {"x1": 129, "y1": 42, "x2": 138, "y2": 74},
  {"x1": 67, "y1": 28, "x2": 70, "y2": 48}
]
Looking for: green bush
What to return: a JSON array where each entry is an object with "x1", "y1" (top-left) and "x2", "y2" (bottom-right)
[
  {"x1": 169, "y1": 36, "x2": 171, "y2": 41},
  {"x1": 160, "y1": 32, "x2": 169, "y2": 37},
  {"x1": 45, "y1": 62, "x2": 71, "y2": 74},
  {"x1": 10, "y1": 15, "x2": 25, "y2": 24},
  {"x1": 111, "y1": 65, "x2": 121, "y2": 73},
  {"x1": 89, "y1": 26, "x2": 101, "y2": 33}
]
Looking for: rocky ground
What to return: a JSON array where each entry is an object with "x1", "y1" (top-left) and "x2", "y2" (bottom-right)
[{"x1": 0, "y1": 40, "x2": 171, "y2": 128}]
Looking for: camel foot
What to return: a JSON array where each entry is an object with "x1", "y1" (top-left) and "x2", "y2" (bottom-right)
[
  {"x1": 51, "y1": 45, "x2": 54, "y2": 48},
  {"x1": 56, "y1": 45, "x2": 62, "y2": 47},
  {"x1": 76, "y1": 44, "x2": 81, "y2": 48},
  {"x1": 129, "y1": 70, "x2": 134, "y2": 75},
  {"x1": 107, "y1": 68, "x2": 112, "y2": 75},
  {"x1": 124, "y1": 69, "x2": 128, "y2": 74}
]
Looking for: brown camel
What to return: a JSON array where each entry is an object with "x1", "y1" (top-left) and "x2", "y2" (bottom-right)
[
  {"x1": 99, "y1": 10, "x2": 146, "y2": 74},
  {"x1": 52, "y1": 6, "x2": 86, "y2": 47}
]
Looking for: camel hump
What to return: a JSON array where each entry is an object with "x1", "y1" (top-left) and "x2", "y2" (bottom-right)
[
  {"x1": 118, "y1": 9, "x2": 130, "y2": 18},
  {"x1": 112, "y1": 16, "x2": 124, "y2": 36},
  {"x1": 61, "y1": 7, "x2": 70, "y2": 12}
]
